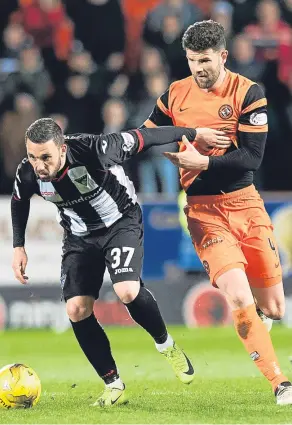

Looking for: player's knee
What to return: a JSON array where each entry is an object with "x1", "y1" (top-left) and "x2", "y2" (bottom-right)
[
  {"x1": 231, "y1": 291, "x2": 251, "y2": 309},
  {"x1": 114, "y1": 280, "x2": 140, "y2": 304},
  {"x1": 225, "y1": 287, "x2": 253, "y2": 310},
  {"x1": 216, "y1": 268, "x2": 254, "y2": 309},
  {"x1": 66, "y1": 299, "x2": 93, "y2": 322},
  {"x1": 261, "y1": 303, "x2": 285, "y2": 320}
]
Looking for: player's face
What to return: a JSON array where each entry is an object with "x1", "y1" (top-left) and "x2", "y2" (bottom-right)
[
  {"x1": 26, "y1": 139, "x2": 66, "y2": 182},
  {"x1": 186, "y1": 48, "x2": 227, "y2": 89}
]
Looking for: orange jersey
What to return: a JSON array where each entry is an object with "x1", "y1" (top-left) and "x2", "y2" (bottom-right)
[{"x1": 144, "y1": 69, "x2": 268, "y2": 196}]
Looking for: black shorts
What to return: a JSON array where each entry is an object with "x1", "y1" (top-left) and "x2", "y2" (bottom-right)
[{"x1": 60, "y1": 204, "x2": 143, "y2": 301}]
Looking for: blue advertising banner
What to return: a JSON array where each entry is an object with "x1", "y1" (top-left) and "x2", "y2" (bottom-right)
[{"x1": 142, "y1": 197, "x2": 292, "y2": 281}]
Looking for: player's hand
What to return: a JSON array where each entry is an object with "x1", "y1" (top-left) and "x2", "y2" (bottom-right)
[
  {"x1": 163, "y1": 135, "x2": 209, "y2": 171},
  {"x1": 195, "y1": 128, "x2": 232, "y2": 152},
  {"x1": 12, "y1": 247, "x2": 29, "y2": 284}
]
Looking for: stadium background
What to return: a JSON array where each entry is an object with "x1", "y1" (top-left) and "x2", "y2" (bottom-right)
[{"x1": 0, "y1": 0, "x2": 292, "y2": 330}]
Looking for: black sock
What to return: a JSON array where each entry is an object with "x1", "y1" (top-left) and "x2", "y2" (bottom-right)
[
  {"x1": 125, "y1": 287, "x2": 168, "y2": 344},
  {"x1": 70, "y1": 314, "x2": 118, "y2": 384}
]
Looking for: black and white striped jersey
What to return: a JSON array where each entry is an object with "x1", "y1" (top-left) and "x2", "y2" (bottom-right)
[
  {"x1": 11, "y1": 126, "x2": 197, "y2": 247},
  {"x1": 13, "y1": 130, "x2": 143, "y2": 236}
]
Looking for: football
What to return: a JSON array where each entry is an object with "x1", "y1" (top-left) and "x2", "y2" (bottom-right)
[{"x1": 0, "y1": 363, "x2": 41, "y2": 409}]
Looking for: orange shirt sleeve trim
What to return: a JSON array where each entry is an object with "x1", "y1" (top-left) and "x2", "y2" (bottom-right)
[
  {"x1": 241, "y1": 98, "x2": 267, "y2": 115},
  {"x1": 238, "y1": 123, "x2": 268, "y2": 133}
]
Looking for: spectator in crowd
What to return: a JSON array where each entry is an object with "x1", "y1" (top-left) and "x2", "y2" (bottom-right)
[
  {"x1": 130, "y1": 73, "x2": 179, "y2": 195},
  {"x1": 61, "y1": 74, "x2": 93, "y2": 133},
  {"x1": 49, "y1": 112, "x2": 68, "y2": 132},
  {"x1": 0, "y1": 92, "x2": 40, "y2": 193},
  {"x1": 144, "y1": 13, "x2": 189, "y2": 80},
  {"x1": 101, "y1": 97, "x2": 128, "y2": 134},
  {"x1": 129, "y1": 72, "x2": 169, "y2": 129},
  {"x1": 101, "y1": 97, "x2": 137, "y2": 184},
  {"x1": 11, "y1": 0, "x2": 73, "y2": 60},
  {"x1": 140, "y1": 46, "x2": 167, "y2": 77},
  {"x1": 64, "y1": 0, "x2": 125, "y2": 66},
  {"x1": 230, "y1": 0, "x2": 260, "y2": 34},
  {"x1": 5, "y1": 46, "x2": 52, "y2": 104},
  {"x1": 211, "y1": 1, "x2": 234, "y2": 50},
  {"x1": 244, "y1": 0, "x2": 292, "y2": 83},
  {"x1": 229, "y1": 33, "x2": 265, "y2": 82},
  {"x1": 67, "y1": 49, "x2": 107, "y2": 98},
  {"x1": 2, "y1": 22, "x2": 31, "y2": 58},
  {"x1": 126, "y1": 46, "x2": 168, "y2": 102},
  {"x1": 10, "y1": 0, "x2": 74, "y2": 84},
  {"x1": 144, "y1": 0, "x2": 203, "y2": 36}
]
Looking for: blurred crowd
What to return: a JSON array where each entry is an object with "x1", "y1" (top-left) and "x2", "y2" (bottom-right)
[{"x1": 0, "y1": 0, "x2": 291, "y2": 195}]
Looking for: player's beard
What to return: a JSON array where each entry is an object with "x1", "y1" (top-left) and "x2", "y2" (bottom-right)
[
  {"x1": 193, "y1": 63, "x2": 221, "y2": 89},
  {"x1": 36, "y1": 156, "x2": 62, "y2": 182}
]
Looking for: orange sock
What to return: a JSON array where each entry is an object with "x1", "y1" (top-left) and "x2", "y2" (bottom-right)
[{"x1": 232, "y1": 303, "x2": 288, "y2": 391}]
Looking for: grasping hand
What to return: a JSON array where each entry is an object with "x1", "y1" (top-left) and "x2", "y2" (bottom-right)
[
  {"x1": 195, "y1": 128, "x2": 232, "y2": 153},
  {"x1": 163, "y1": 135, "x2": 209, "y2": 171}
]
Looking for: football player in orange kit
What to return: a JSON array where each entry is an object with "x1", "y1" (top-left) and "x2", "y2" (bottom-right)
[{"x1": 143, "y1": 20, "x2": 292, "y2": 405}]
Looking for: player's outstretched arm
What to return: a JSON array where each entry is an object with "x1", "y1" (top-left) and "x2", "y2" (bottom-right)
[
  {"x1": 95, "y1": 126, "x2": 197, "y2": 168},
  {"x1": 95, "y1": 126, "x2": 231, "y2": 168},
  {"x1": 136, "y1": 126, "x2": 197, "y2": 150}
]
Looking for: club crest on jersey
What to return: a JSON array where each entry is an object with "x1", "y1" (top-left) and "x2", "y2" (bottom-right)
[
  {"x1": 68, "y1": 166, "x2": 98, "y2": 194},
  {"x1": 75, "y1": 174, "x2": 88, "y2": 187},
  {"x1": 218, "y1": 104, "x2": 233, "y2": 120}
]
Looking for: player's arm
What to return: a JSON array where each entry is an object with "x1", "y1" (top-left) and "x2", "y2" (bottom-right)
[
  {"x1": 91, "y1": 126, "x2": 198, "y2": 168},
  {"x1": 143, "y1": 89, "x2": 231, "y2": 151},
  {"x1": 208, "y1": 84, "x2": 268, "y2": 171},
  {"x1": 11, "y1": 160, "x2": 37, "y2": 284}
]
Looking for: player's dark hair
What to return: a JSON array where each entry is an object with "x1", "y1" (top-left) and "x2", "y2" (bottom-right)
[
  {"x1": 182, "y1": 20, "x2": 226, "y2": 52},
  {"x1": 25, "y1": 118, "x2": 64, "y2": 146}
]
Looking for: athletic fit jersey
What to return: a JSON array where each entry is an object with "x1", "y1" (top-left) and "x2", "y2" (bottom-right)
[
  {"x1": 145, "y1": 69, "x2": 268, "y2": 195},
  {"x1": 12, "y1": 131, "x2": 143, "y2": 236},
  {"x1": 12, "y1": 126, "x2": 197, "y2": 246}
]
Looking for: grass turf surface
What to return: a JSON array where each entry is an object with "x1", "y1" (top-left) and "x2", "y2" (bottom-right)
[{"x1": 0, "y1": 326, "x2": 292, "y2": 424}]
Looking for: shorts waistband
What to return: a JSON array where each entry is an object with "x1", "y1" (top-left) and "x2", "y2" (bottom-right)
[{"x1": 187, "y1": 185, "x2": 258, "y2": 205}]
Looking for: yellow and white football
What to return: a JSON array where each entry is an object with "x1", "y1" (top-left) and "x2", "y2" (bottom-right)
[{"x1": 0, "y1": 363, "x2": 41, "y2": 409}]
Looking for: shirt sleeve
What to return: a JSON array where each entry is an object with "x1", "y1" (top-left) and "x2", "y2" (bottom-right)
[
  {"x1": 88, "y1": 127, "x2": 197, "y2": 169},
  {"x1": 143, "y1": 89, "x2": 173, "y2": 127},
  {"x1": 11, "y1": 159, "x2": 38, "y2": 247},
  {"x1": 12, "y1": 159, "x2": 38, "y2": 201},
  {"x1": 208, "y1": 84, "x2": 268, "y2": 171},
  {"x1": 87, "y1": 131, "x2": 141, "y2": 169}
]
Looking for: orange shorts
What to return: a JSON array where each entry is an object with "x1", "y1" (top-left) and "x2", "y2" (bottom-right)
[{"x1": 185, "y1": 185, "x2": 282, "y2": 288}]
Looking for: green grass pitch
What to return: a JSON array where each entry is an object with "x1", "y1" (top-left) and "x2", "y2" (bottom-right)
[{"x1": 0, "y1": 326, "x2": 292, "y2": 424}]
